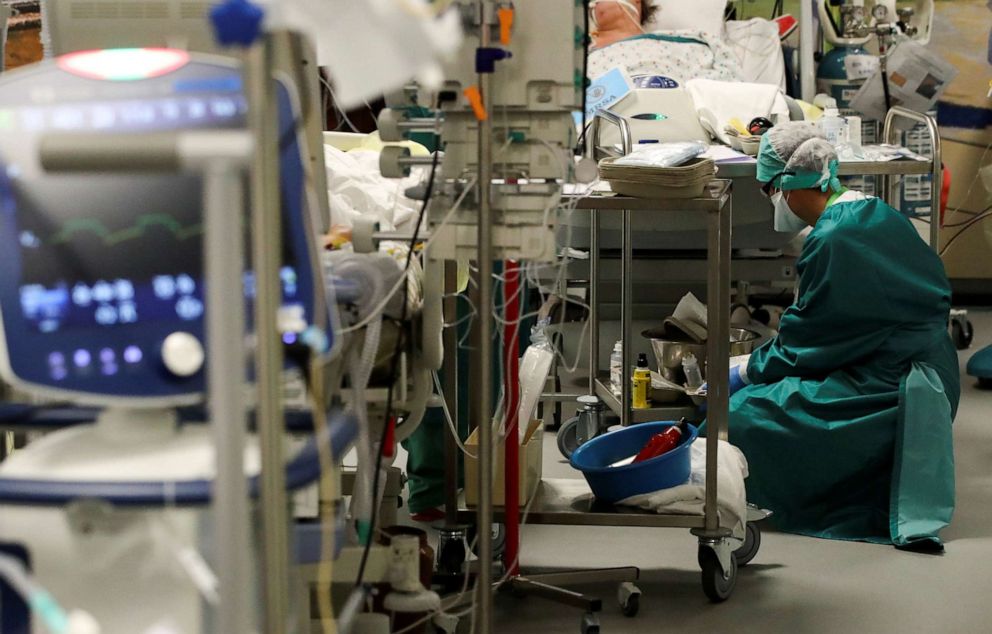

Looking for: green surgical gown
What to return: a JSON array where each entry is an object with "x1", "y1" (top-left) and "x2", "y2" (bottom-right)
[{"x1": 730, "y1": 197, "x2": 960, "y2": 546}]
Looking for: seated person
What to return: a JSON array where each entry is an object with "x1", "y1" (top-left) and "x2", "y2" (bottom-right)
[
  {"x1": 587, "y1": 0, "x2": 741, "y2": 84},
  {"x1": 726, "y1": 122, "x2": 959, "y2": 548}
]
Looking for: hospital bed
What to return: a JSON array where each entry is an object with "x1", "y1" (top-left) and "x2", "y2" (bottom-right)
[{"x1": 561, "y1": 13, "x2": 801, "y2": 276}]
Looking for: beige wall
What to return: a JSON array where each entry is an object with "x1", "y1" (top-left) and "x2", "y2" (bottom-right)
[{"x1": 931, "y1": 0, "x2": 991, "y2": 280}]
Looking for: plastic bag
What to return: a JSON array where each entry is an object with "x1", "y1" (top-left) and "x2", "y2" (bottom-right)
[
  {"x1": 611, "y1": 142, "x2": 708, "y2": 169},
  {"x1": 517, "y1": 320, "x2": 556, "y2": 443}
]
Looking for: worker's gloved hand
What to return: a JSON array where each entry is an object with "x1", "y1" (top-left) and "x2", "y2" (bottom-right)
[
  {"x1": 729, "y1": 362, "x2": 750, "y2": 395},
  {"x1": 696, "y1": 360, "x2": 751, "y2": 398}
]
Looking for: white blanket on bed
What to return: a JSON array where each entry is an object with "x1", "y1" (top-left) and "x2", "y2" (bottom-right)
[
  {"x1": 324, "y1": 146, "x2": 422, "y2": 231},
  {"x1": 588, "y1": 31, "x2": 743, "y2": 85},
  {"x1": 619, "y1": 440, "x2": 749, "y2": 538}
]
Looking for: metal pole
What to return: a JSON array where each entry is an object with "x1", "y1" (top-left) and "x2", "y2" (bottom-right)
[
  {"x1": 205, "y1": 161, "x2": 253, "y2": 634},
  {"x1": 927, "y1": 116, "x2": 942, "y2": 251},
  {"x1": 704, "y1": 189, "x2": 732, "y2": 532},
  {"x1": 588, "y1": 209, "x2": 600, "y2": 395},
  {"x1": 245, "y1": 37, "x2": 291, "y2": 634},
  {"x1": 620, "y1": 209, "x2": 632, "y2": 426},
  {"x1": 800, "y1": 0, "x2": 816, "y2": 102},
  {"x1": 475, "y1": 6, "x2": 495, "y2": 632}
]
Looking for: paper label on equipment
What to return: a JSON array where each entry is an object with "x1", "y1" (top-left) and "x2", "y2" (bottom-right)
[
  {"x1": 585, "y1": 67, "x2": 634, "y2": 121},
  {"x1": 850, "y1": 41, "x2": 959, "y2": 126},
  {"x1": 845, "y1": 54, "x2": 880, "y2": 81}
]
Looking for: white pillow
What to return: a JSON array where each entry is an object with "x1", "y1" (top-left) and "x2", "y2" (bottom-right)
[{"x1": 644, "y1": 0, "x2": 728, "y2": 38}]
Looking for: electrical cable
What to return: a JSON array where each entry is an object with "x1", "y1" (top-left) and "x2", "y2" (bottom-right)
[
  {"x1": 354, "y1": 144, "x2": 441, "y2": 590},
  {"x1": 320, "y1": 70, "x2": 360, "y2": 134},
  {"x1": 577, "y1": 0, "x2": 591, "y2": 156},
  {"x1": 338, "y1": 177, "x2": 477, "y2": 335},
  {"x1": 943, "y1": 205, "x2": 992, "y2": 228},
  {"x1": 433, "y1": 370, "x2": 476, "y2": 458},
  {"x1": 940, "y1": 208, "x2": 992, "y2": 256},
  {"x1": 881, "y1": 63, "x2": 893, "y2": 112}
]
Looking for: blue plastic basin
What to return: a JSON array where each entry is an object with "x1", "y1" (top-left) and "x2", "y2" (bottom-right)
[{"x1": 569, "y1": 421, "x2": 698, "y2": 504}]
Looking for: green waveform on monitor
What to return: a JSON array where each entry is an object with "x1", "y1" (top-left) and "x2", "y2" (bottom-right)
[{"x1": 50, "y1": 213, "x2": 203, "y2": 247}]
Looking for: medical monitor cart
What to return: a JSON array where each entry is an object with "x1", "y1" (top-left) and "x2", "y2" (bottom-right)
[{"x1": 0, "y1": 48, "x2": 331, "y2": 634}]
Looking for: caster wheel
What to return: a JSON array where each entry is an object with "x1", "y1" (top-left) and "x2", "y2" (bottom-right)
[
  {"x1": 581, "y1": 611, "x2": 600, "y2": 634},
  {"x1": 734, "y1": 522, "x2": 761, "y2": 567},
  {"x1": 699, "y1": 546, "x2": 737, "y2": 603},
  {"x1": 557, "y1": 416, "x2": 583, "y2": 459},
  {"x1": 468, "y1": 523, "x2": 506, "y2": 560},
  {"x1": 952, "y1": 320, "x2": 974, "y2": 350},
  {"x1": 618, "y1": 581, "x2": 641, "y2": 617},
  {"x1": 437, "y1": 537, "x2": 468, "y2": 577}
]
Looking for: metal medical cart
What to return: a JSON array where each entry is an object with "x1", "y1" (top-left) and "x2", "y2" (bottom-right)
[
  {"x1": 584, "y1": 182, "x2": 733, "y2": 428},
  {"x1": 455, "y1": 180, "x2": 754, "y2": 633}
]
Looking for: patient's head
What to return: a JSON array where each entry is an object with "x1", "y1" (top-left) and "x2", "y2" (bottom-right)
[{"x1": 591, "y1": 0, "x2": 658, "y2": 32}]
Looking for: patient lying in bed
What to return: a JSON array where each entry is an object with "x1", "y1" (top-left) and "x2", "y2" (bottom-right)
[{"x1": 587, "y1": 0, "x2": 742, "y2": 84}]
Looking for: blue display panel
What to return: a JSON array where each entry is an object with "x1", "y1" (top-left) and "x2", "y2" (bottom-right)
[{"x1": 0, "y1": 54, "x2": 321, "y2": 402}]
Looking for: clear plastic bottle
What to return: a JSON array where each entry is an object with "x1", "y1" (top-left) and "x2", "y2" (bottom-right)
[
  {"x1": 610, "y1": 341, "x2": 623, "y2": 397},
  {"x1": 682, "y1": 353, "x2": 704, "y2": 389},
  {"x1": 821, "y1": 107, "x2": 848, "y2": 148}
]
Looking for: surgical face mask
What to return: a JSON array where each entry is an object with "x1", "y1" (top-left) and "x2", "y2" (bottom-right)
[
  {"x1": 589, "y1": 0, "x2": 643, "y2": 34},
  {"x1": 772, "y1": 191, "x2": 808, "y2": 233}
]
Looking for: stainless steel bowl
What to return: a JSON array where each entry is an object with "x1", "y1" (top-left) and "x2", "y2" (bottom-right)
[{"x1": 642, "y1": 327, "x2": 761, "y2": 384}]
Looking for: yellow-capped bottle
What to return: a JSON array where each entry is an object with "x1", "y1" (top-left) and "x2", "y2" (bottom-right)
[{"x1": 632, "y1": 353, "x2": 652, "y2": 410}]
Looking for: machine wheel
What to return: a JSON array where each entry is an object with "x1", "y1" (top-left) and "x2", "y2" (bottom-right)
[
  {"x1": 699, "y1": 546, "x2": 738, "y2": 603},
  {"x1": 618, "y1": 582, "x2": 641, "y2": 617},
  {"x1": 952, "y1": 320, "x2": 974, "y2": 351},
  {"x1": 437, "y1": 535, "x2": 468, "y2": 576},
  {"x1": 468, "y1": 523, "x2": 506, "y2": 560},
  {"x1": 557, "y1": 416, "x2": 583, "y2": 459},
  {"x1": 734, "y1": 522, "x2": 761, "y2": 566},
  {"x1": 581, "y1": 611, "x2": 600, "y2": 634}
]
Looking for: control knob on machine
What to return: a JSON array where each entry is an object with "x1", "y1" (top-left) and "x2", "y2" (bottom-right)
[{"x1": 161, "y1": 332, "x2": 205, "y2": 377}]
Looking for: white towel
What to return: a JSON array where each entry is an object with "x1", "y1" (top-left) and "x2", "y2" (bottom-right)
[
  {"x1": 619, "y1": 440, "x2": 749, "y2": 538},
  {"x1": 686, "y1": 78, "x2": 791, "y2": 145}
]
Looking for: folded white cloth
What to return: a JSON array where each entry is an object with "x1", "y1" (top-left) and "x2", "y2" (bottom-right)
[
  {"x1": 686, "y1": 78, "x2": 791, "y2": 145},
  {"x1": 619, "y1": 440, "x2": 749, "y2": 538},
  {"x1": 672, "y1": 291, "x2": 708, "y2": 331}
]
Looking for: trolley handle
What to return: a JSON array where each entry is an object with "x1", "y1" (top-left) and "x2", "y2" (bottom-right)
[
  {"x1": 882, "y1": 106, "x2": 942, "y2": 251},
  {"x1": 590, "y1": 109, "x2": 633, "y2": 161}
]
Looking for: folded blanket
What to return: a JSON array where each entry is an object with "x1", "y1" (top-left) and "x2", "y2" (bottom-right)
[
  {"x1": 686, "y1": 78, "x2": 791, "y2": 145},
  {"x1": 619, "y1": 440, "x2": 749, "y2": 538}
]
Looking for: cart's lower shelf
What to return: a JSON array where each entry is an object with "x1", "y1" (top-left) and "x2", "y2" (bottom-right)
[
  {"x1": 457, "y1": 478, "x2": 707, "y2": 529},
  {"x1": 594, "y1": 378, "x2": 699, "y2": 424}
]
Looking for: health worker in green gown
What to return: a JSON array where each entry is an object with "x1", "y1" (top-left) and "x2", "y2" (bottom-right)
[{"x1": 726, "y1": 121, "x2": 960, "y2": 548}]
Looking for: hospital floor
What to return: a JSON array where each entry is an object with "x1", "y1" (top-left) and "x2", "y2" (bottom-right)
[{"x1": 396, "y1": 310, "x2": 992, "y2": 633}]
